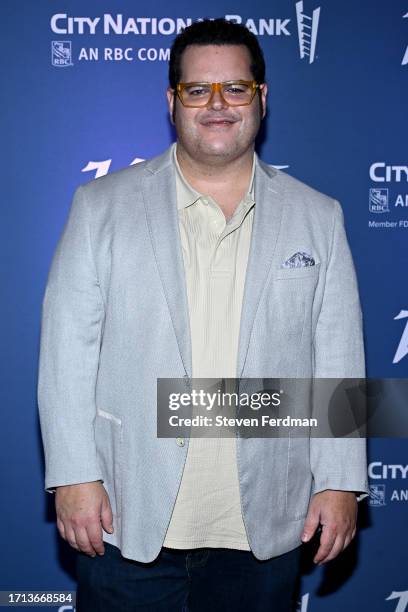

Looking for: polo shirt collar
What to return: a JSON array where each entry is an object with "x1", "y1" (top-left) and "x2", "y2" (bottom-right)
[{"x1": 172, "y1": 142, "x2": 256, "y2": 212}]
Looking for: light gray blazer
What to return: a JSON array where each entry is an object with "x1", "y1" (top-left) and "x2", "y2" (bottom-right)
[{"x1": 37, "y1": 144, "x2": 369, "y2": 562}]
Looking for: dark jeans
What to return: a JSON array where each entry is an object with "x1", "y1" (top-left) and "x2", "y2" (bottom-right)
[{"x1": 76, "y1": 542, "x2": 301, "y2": 611}]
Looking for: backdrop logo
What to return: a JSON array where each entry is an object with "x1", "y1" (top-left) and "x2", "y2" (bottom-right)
[
  {"x1": 393, "y1": 310, "x2": 408, "y2": 364},
  {"x1": 386, "y1": 591, "x2": 408, "y2": 612},
  {"x1": 296, "y1": 593, "x2": 310, "y2": 611},
  {"x1": 49, "y1": 13, "x2": 323, "y2": 66},
  {"x1": 402, "y1": 12, "x2": 408, "y2": 65},
  {"x1": 369, "y1": 188, "x2": 389, "y2": 213},
  {"x1": 369, "y1": 484, "x2": 386, "y2": 506},
  {"x1": 368, "y1": 462, "x2": 408, "y2": 479},
  {"x1": 51, "y1": 41, "x2": 73, "y2": 67},
  {"x1": 368, "y1": 163, "x2": 408, "y2": 229},
  {"x1": 295, "y1": 1, "x2": 321, "y2": 63},
  {"x1": 369, "y1": 462, "x2": 408, "y2": 504},
  {"x1": 369, "y1": 163, "x2": 408, "y2": 183}
]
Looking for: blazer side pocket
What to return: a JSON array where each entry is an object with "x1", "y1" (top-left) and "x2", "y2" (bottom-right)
[{"x1": 95, "y1": 409, "x2": 123, "y2": 518}]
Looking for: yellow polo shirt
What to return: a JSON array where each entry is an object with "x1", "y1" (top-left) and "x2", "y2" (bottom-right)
[{"x1": 163, "y1": 142, "x2": 256, "y2": 550}]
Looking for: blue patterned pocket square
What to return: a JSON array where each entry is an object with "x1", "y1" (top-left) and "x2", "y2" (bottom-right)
[{"x1": 281, "y1": 251, "x2": 315, "y2": 268}]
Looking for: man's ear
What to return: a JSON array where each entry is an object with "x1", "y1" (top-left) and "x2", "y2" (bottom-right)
[
  {"x1": 166, "y1": 87, "x2": 175, "y2": 125},
  {"x1": 260, "y1": 83, "x2": 268, "y2": 120}
]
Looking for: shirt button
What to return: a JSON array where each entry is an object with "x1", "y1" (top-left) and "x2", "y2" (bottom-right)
[
  {"x1": 202, "y1": 198, "x2": 208, "y2": 205},
  {"x1": 176, "y1": 437, "x2": 185, "y2": 447}
]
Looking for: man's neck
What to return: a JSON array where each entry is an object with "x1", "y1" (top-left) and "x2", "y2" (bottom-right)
[{"x1": 175, "y1": 142, "x2": 254, "y2": 197}]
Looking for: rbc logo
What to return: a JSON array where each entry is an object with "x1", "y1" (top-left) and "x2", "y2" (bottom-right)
[
  {"x1": 369, "y1": 188, "x2": 389, "y2": 213},
  {"x1": 369, "y1": 484, "x2": 386, "y2": 506},
  {"x1": 51, "y1": 41, "x2": 73, "y2": 67}
]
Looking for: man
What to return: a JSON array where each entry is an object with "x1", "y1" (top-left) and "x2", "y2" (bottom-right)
[{"x1": 38, "y1": 18, "x2": 368, "y2": 612}]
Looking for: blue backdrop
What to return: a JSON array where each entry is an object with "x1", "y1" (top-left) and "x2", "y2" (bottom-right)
[{"x1": 1, "y1": 1, "x2": 407, "y2": 610}]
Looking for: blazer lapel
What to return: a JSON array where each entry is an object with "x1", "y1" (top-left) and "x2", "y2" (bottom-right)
[
  {"x1": 236, "y1": 158, "x2": 285, "y2": 378},
  {"x1": 141, "y1": 146, "x2": 193, "y2": 378}
]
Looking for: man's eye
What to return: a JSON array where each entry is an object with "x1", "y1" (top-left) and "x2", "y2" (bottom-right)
[
  {"x1": 226, "y1": 86, "x2": 247, "y2": 94},
  {"x1": 187, "y1": 87, "x2": 209, "y2": 96}
]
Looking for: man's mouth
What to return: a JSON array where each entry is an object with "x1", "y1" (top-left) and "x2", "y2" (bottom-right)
[{"x1": 201, "y1": 119, "x2": 236, "y2": 127}]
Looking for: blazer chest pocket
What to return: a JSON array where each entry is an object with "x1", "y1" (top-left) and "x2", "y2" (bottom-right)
[
  {"x1": 263, "y1": 263, "x2": 321, "y2": 340},
  {"x1": 273, "y1": 262, "x2": 321, "y2": 281},
  {"x1": 95, "y1": 409, "x2": 123, "y2": 518}
]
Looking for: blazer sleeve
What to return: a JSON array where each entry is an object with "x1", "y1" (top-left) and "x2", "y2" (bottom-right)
[
  {"x1": 37, "y1": 185, "x2": 105, "y2": 493},
  {"x1": 311, "y1": 199, "x2": 369, "y2": 502}
]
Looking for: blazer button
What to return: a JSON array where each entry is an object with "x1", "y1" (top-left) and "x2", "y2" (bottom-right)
[{"x1": 176, "y1": 437, "x2": 185, "y2": 447}]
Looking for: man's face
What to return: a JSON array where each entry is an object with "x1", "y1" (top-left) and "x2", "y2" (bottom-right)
[{"x1": 166, "y1": 44, "x2": 267, "y2": 164}]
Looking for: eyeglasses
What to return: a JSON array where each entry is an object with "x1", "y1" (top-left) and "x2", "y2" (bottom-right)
[{"x1": 176, "y1": 80, "x2": 262, "y2": 108}]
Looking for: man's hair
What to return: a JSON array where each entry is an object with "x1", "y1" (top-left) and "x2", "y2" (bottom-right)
[{"x1": 168, "y1": 18, "x2": 266, "y2": 89}]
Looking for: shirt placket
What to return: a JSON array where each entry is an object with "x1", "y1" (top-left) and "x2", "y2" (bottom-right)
[{"x1": 206, "y1": 197, "x2": 253, "y2": 273}]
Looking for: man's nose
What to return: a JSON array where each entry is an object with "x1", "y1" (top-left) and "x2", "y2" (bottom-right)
[{"x1": 206, "y1": 86, "x2": 228, "y2": 110}]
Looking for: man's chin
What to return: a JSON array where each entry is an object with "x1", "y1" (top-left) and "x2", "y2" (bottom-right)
[{"x1": 197, "y1": 141, "x2": 237, "y2": 159}]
